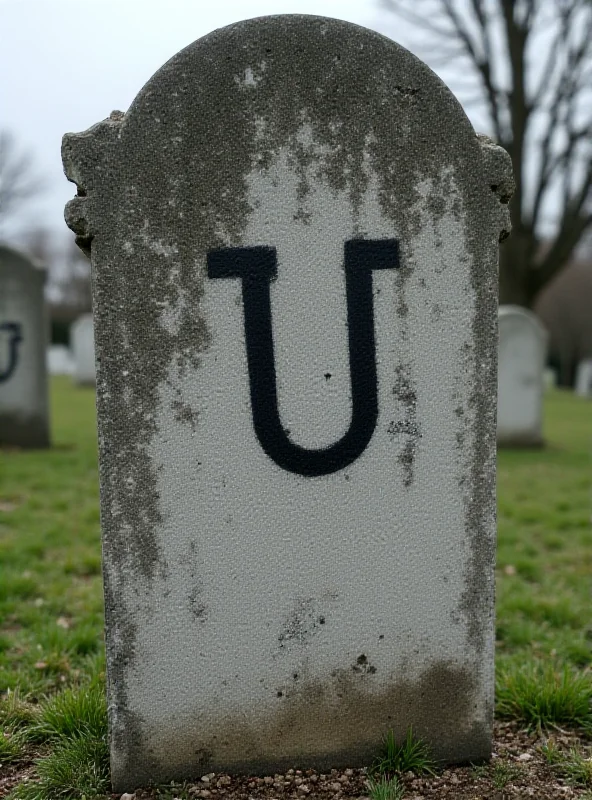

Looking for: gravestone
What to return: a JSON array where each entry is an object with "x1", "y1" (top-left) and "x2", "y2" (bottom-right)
[
  {"x1": 71, "y1": 313, "x2": 96, "y2": 385},
  {"x1": 47, "y1": 344, "x2": 74, "y2": 376},
  {"x1": 0, "y1": 245, "x2": 50, "y2": 448},
  {"x1": 62, "y1": 15, "x2": 513, "y2": 791},
  {"x1": 497, "y1": 306, "x2": 547, "y2": 447},
  {"x1": 543, "y1": 367, "x2": 557, "y2": 391},
  {"x1": 575, "y1": 359, "x2": 592, "y2": 397}
]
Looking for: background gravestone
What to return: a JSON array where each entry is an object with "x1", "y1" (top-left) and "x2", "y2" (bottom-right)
[
  {"x1": 497, "y1": 306, "x2": 547, "y2": 447},
  {"x1": 543, "y1": 367, "x2": 557, "y2": 391},
  {"x1": 62, "y1": 15, "x2": 512, "y2": 791},
  {"x1": 0, "y1": 245, "x2": 50, "y2": 448},
  {"x1": 575, "y1": 359, "x2": 592, "y2": 398},
  {"x1": 71, "y1": 313, "x2": 96, "y2": 386},
  {"x1": 47, "y1": 344, "x2": 74, "y2": 376}
]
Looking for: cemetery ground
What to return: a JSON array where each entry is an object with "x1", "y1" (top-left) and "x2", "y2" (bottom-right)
[{"x1": 1, "y1": 378, "x2": 591, "y2": 800}]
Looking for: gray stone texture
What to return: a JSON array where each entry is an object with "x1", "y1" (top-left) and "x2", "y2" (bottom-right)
[
  {"x1": 497, "y1": 306, "x2": 547, "y2": 447},
  {"x1": 0, "y1": 245, "x2": 50, "y2": 448},
  {"x1": 71, "y1": 313, "x2": 96, "y2": 385},
  {"x1": 62, "y1": 15, "x2": 513, "y2": 792}
]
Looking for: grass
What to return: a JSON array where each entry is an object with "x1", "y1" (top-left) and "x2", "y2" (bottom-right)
[
  {"x1": 365, "y1": 774, "x2": 405, "y2": 800},
  {"x1": 541, "y1": 739, "x2": 592, "y2": 787},
  {"x1": 1, "y1": 380, "x2": 591, "y2": 797},
  {"x1": 495, "y1": 390, "x2": 592, "y2": 675},
  {"x1": 370, "y1": 728, "x2": 436, "y2": 777},
  {"x1": 25, "y1": 682, "x2": 107, "y2": 743},
  {"x1": 0, "y1": 377, "x2": 103, "y2": 696},
  {"x1": 13, "y1": 734, "x2": 110, "y2": 800},
  {"x1": 496, "y1": 662, "x2": 592, "y2": 730},
  {"x1": 490, "y1": 761, "x2": 523, "y2": 789},
  {"x1": 2, "y1": 682, "x2": 109, "y2": 799},
  {"x1": 0, "y1": 728, "x2": 25, "y2": 763}
]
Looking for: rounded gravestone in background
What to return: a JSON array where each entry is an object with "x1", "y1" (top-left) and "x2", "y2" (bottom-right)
[
  {"x1": 71, "y1": 313, "x2": 96, "y2": 386},
  {"x1": 575, "y1": 359, "x2": 592, "y2": 398},
  {"x1": 0, "y1": 245, "x2": 50, "y2": 448},
  {"x1": 498, "y1": 305, "x2": 548, "y2": 447},
  {"x1": 63, "y1": 14, "x2": 513, "y2": 790}
]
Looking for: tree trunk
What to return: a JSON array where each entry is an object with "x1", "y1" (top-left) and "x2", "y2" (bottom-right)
[{"x1": 498, "y1": 230, "x2": 536, "y2": 307}]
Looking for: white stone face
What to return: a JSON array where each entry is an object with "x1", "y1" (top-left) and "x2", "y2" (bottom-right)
[
  {"x1": 106, "y1": 132, "x2": 499, "y2": 778},
  {"x1": 71, "y1": 314, "x2": 96, "y2": 385},
  {"x1": 497, "y1": 306, "x2": 547, "y2": 446},
  {"x1": 0, "y1": 247, "x2": 50, "y2": 448},
  {"x1": 575, "y1": 360, "x2": 592, "y2": 397}
]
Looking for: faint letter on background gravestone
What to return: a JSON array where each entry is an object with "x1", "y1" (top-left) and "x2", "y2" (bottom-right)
[
  {"x1": 0, "y1": 245, "x2": 50, "y2": 448},
  {"x1": 62, "y1": 15, "x2": 513, "y2": 791},
  {"x1": 497, "y1": 306, "x2": 547, "y2": 447},
  {"x1": 71, "y1": 313, "x2": 96, "y2": 386}
]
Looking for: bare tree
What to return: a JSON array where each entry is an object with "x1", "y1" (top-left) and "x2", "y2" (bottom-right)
[
  {"x1": 380, "y1": 0, "x2": 592, "y2": 307},
  {"x1": 22, "y1": 226, "x2": 91, "y2": 311},
  {"x1": 59, "y1": 233, "x2": 92, "y2": 311},
  {"x1": 0, "y1": 130, "x2": 43, "y2": 233}
]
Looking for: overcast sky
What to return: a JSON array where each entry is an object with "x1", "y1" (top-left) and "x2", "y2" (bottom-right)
[{"x1": 0, "y1": 0, "x2": 390, "y2": 244}]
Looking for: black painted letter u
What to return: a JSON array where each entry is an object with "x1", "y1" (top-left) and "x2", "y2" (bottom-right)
[{"x1": 208, "y1": 239, "x2": 399, "y2": 476}]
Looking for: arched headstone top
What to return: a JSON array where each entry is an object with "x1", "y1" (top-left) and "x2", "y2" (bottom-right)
[
  {"x1": 0, "y1": 245, "x2": 46, "y2": 283},
  {"x1": 63, "y1": 14, "x2": 513, "y2": 259},
  {"x1": 499, "y1": 305, "x2": 548, "y2": 342},
  {"x1": 71, "y1": 312, "x2": 93, "y2": 335}
]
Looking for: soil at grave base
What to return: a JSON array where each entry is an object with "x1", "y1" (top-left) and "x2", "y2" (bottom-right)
[{"x1": 1, "y1": 723, "x2": 590, "y2": 800}]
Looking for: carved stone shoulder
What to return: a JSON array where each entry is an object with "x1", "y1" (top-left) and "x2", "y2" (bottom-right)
[
  {"x1": 62, "y1": 111, "x2": 125, "y2": 256},
  {"x1": 477, "y1": 133, "x2": 515, "y2": 242}
]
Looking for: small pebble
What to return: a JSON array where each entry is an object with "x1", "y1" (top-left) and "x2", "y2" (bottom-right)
[
  {"x1": 264, "y1": 776, "x2": 274, "y2": 784},
  {"x1": 120, "y1": 794, "x2": 135, "y2": 800},
  {"x1": 330, "y1": 781, "x2": 342, "y2": 792},
  {"x1": 518, "y1": 752, "x2": 533, "y2": 761}
]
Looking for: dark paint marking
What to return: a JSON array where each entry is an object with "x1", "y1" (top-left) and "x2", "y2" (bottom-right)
[
  {"x1": 0, "y1": 322, "x2": 23, "y2": 383},
  {"x1": 208, "y1": 239, "x2": 399, "y2": 476}
]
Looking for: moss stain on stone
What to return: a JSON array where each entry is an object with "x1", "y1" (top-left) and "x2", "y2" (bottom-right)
[{"x1": 114, "y1": 660, "x2": 489, "y2": 790}]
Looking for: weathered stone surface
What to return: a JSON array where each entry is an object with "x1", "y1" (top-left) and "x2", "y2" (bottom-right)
[
  {"x1": 71, "y1": 313, "x2": 96, "y2": 385},
  {"x1": 0, "y1": 245, "x2": 50, "y2": 448},
  {"x1": 62, "y1": 15, "x2": 512, "y2": 791},
  {"x1": 498, "y1": 306, "x2": 547, "y2": 447},
  {"x1": 575, "y1": 359, "x2": 592, "y2": 397}
]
